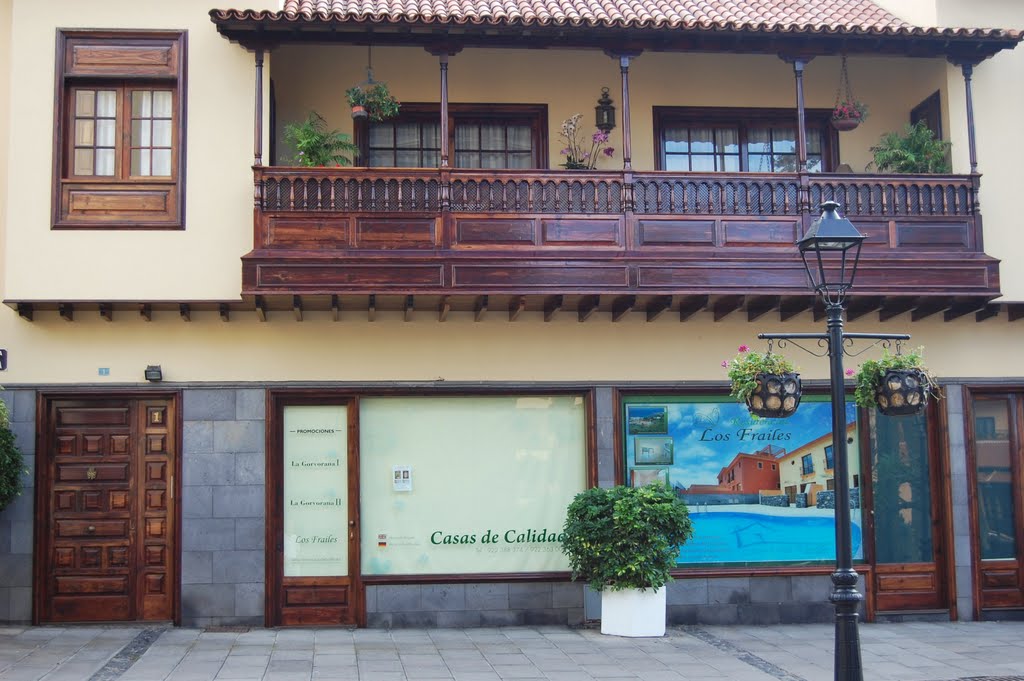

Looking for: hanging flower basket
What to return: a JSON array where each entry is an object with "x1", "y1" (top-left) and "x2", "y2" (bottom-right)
[
  {"x1": 853, "y1": 347, "x2": 937, "y2": 417},
  {"x1": 831, "y1": 56, "x2": 868, "y2": 133},
  {"x1": 746, "y1": 372, "x2": 802, "y2": 419},
  {"x1": 350, "y1": 104, "x2": 367, "y2": 119},
  {"x1": 874, "y1": 368, "x2": 929, "y2": 416},
  {"x1": 831, "y1": 116, "x2": 861, "y2": 132},
  {"x1": 725, "y1": 345, "x2": 802, "y2": 419}
]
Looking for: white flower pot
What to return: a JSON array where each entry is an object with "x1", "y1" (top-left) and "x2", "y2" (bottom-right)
[{"x1": 600, "y1": 586, "x2": 666, "y2": 637}]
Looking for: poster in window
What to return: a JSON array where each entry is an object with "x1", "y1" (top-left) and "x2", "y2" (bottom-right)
[{"x1": 623, "y1": 397, "x2": 860, "y2": 566}]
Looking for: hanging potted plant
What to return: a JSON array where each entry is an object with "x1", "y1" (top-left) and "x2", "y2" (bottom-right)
[
  {"x1": 831, "y1": 55, "x2": 868, "y2": 132},
  {"x1": 561, "y1": 484, "x2": 692, "y2": 637},
  {"x1": 725, "y1": 345, "x2": 802, "y2": 418},
  {"x1": 853, "y1": 348, "x2": 937, "y2": 416},
  {"x1": 344, "y1": 82, "x2": 400, "y2": 122}
]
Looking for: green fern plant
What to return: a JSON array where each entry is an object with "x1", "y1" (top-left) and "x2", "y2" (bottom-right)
[
  {"x1": 869, "y1": 121, "x2": 951, "y2": 174},
  {"x1": 0, "y1": 397, "x2": 26, "y2": 512},
  {"x1": 282, "y1": 112, "x2": 359, "y2": 167}
]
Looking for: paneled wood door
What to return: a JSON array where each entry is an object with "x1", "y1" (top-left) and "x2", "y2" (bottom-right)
[
  {"x1": 37, "y1": 397, "x2": 177, "y2": 623},
  {"x1": 967, "y1": 391, "x2": 1024, "y2": 615},
  {"x1": 267, "y1": 395, "x2": 361, "y2": 626}
]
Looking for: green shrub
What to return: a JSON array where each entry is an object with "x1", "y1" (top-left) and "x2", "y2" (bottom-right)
[
  {"x1": 0, "y1": 399, "x2": 26, "y2": 513},
  {"x1": 561, "y1": 484, "x2": 692, "y2": 592},
  {"x1": 852, "y1": 347, "x2": 937, "y2": 409},
  {"x1": 282, "y1": 111, "x2": 359, "y2": 167},
  {"x1": 869, "y1": 121, "x2": 951, "y2": 174}
]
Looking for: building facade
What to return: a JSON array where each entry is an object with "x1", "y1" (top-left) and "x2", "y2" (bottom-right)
[{"x1": 0, "y1": 0, "x2": 1023, "y2": 628}]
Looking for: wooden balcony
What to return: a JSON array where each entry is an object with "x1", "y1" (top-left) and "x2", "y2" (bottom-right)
[{"x1": 244, "y1": 168, "x2": 998, "y2": 305}]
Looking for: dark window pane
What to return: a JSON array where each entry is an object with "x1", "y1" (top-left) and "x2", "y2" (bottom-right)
[
  {"x1": 973, "y1": 398, "x2": 1017, "y2": 560},
  {"x1": 871, "y1": 411, "x2": 934, "y2": 564}
]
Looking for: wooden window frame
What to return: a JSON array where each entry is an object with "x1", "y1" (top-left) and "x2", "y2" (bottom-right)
[
  {"x1": 653, "y1": 106, "x2": 838, "y2": 173},
  {"x1": 53, "y1": 30, "x2": 187, "y2": 230},
  {"x1": 911, "y1": 90, "x2": 943, "y2": 140},
  {"x1": 356, "y1": 103, "x2": 548, "y2": 169}
]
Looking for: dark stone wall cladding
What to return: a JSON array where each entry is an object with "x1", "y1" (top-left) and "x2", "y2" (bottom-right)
[
  {"x1": 0, "y1": 390, "x2": 35, "y2": 623},
  {"x1": 815, "y1": 488, "x2": 861, "y2": 510},
  {"x1": 759, "y1": 494, "x2": 789, "y2": 507}
]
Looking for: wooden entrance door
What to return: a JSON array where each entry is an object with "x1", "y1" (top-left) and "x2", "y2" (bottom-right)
[
  {"x1": 266, "y1": 395, "x2": 361, "y2": 626},
  {"x1": 967, "y1": 391, "x2": 1024, "y2": 615},
  {"x1": 37, "y1": 397, "x2": 177, "y2": 623},
  {"x1": 866, "y1": 405, "x2": 952, "y2": 613}
]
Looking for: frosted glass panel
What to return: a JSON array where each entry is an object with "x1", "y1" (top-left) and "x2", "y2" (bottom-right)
[
  {"x1": 131, "y1": 149, "x2": 150, "y2": 176},
  {"x1": 369, "y1": 125, "x2": 393, "y2": 146},
  {"x1": 96, "y1": 120, "x2": 116, "y2": 147},
  {"x1": 507, "y1": 126, "x2": 531, "y2": 151},
  {"x1": 96, "y1": 91, "x2": 116, "y2": 117},
  {"x1": 73, "y1": 149, "x2": 94, "y2": 176},
  {"x1": 153, "y1": 91, "x2": 172, "y2": 118},
  {"x1": 95, "y1": 149, "x2": 115, "y2": 176},
  {"x1": 455, "y1": 126, "x2": 479, "y2": 149},
  {"x1": 480, "y1": 125, "x2": 504, "y2": 150},
  {"x1": 396, "y1": 151, "x2": 420, "y2": 167},
  {"x1": 132, "y1": 120, "x2": 151, "y2": 147},
  {"x1": 75, "y1": 91, "x2": 95, "y2": 117},
  {"x1": 75, "y1": 120, "x2": 95, "y2": 146},
  {"x1": 153, "y1": 149, "x2": 172, "y2": 176},
  {"x1": 132, "y1": 91, "x2": 152, "y2": 118},
  {"x1": 395, "y1": 124, "x2": 419, "y2": 148}
]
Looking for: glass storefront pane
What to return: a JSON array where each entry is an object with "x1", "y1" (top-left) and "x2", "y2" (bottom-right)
[
  {"x1": 283, "y1": 405, "x2": 349, "y2": 577},
  {"x1": 871, "y1": 411, "x2": 934, "y2": 564},
  {"x1": 973, "y1": 398, "x2": 1017, "y2": 560},
  {"x1": 359, "y1": 396, "x2": 587, "y2": 576}
]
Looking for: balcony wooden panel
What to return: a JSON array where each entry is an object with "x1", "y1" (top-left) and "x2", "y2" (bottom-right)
[
  {"x1": 636, "y1": 219, "x2": 715, "y2": 247},
  {"x1": 246, "y1": 167, "x2": 999, "y2": 300}
]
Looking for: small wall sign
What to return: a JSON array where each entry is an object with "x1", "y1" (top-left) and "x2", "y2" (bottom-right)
[{"x1": 392, "y1": 466, "x2": 412, "y2": 492}]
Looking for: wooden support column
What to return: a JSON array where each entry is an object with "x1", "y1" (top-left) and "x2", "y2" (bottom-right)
[
  {"x1": 951, "y1": 59, "x2": 983, "y2": 221},
  {"x1": 607, "y1": 51, "x2": 641, "y2": 172},
  {"x1": 254, "y1": 49, "x2": 264, "y2": 167},
  {"x1": 782, "y1": 55, "x2": 813, "y2": 216},
  {"x1": 439, "y1": 53, "x2": 450, "y2": 168}
]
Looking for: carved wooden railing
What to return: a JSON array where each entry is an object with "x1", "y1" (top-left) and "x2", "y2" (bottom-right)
[
  {"x1": 257, "y1": 167, "x2": 978, "y2": 218},
  {"x1": 809, "y1": 174, "x2": 976, "y2": 216}
]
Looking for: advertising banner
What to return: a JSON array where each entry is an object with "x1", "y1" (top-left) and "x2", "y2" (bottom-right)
[
  {"x1": 360, "y1": 396, "x2": 587, "y2": 575},
  {"x1": 283, "y1": 405, "x2": 349, "y2": 577},
  {"x1": 624, "y1": 397, "x2": 861, "y2": 566}
]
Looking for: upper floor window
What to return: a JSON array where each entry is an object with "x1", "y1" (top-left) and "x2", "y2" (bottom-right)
[
  {"x1": 654, "y1": 107, "x2": 837, "y2": 173},
  {"x1": 55, "y1": 31, "x2": 185, "y2": 229},
  {"x1": 363, "y1": 104, "x2": 546, "y2": 169},
  {"x1": 801, "y1": 454, "x2": 814, "y2": 475},
  {"x1": 825, "y1": 445, "x2": 835, "y2": 470}
]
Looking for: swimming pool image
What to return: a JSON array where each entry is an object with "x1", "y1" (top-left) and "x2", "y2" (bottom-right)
[{"x1": 677, "y1": 507, "x2": 863, "y2": 564}]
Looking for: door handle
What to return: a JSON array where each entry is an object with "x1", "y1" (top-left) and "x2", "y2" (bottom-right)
[
  {"x1": 87, "y1": 525, "x2": 96, "y2": 534},
  {"x1": 349, "y1": 520, "x2": 355, "y2": 540}
]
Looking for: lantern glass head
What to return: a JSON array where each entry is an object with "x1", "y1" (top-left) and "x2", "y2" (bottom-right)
[
  {"x1": 595, "y1": 87, "x2": 616, "y2": 133},
  {"x1": 798, "y1": 201, "x2": 866, "y2": 302}
]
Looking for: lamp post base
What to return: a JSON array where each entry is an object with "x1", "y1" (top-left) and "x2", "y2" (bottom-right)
[{"x1": 830, "y1": 568, "x2": 864, "y2": 681}]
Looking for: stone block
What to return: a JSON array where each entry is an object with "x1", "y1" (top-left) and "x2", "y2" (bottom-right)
[
  {"x1": 791, "y1": 575, "x2": 830, "y2": 602},
  {"x1": 750, "y1": 576, "x2": 791, "y2": 603},
  {"x1": 523, "y1": 608, "x2": 565, "y2": 625},
  {"x1": 377, "y1": 585, "x2": 422, "y2": 612},
  {"x1": 737, "y1": 603, "x2": 782, "y2": 625},
  {"x1": 235, "y1": 390, "x2": 265, "y2": 421},
  {"x1": 234, "y1": 453, "x2": 265, "y2": 485},
  {"x1": 10, "y1": 521, "x2": 32, "y2": 555},
  {"x1": 212, "y1": 486, "x2": 265, "y2": 519},
  {"x1": 779, "y1": 601, "x2": 833, "y2": 624},
  {"x1": 667, "y1": 605, "x2": 699, "y2": 625},
  {"x1": 696, "y1": 604, "x2": 738, "y2": 625},
  {"x1": 235, "y1": 583, "x2": 265, "y2": 617},
  {"x1": 421, "y1": 585, "x2": 466, "y2": 611},
  {"x1": 667, "y1": 578, "x2": 707, "y2": 605},
  {"x1": 551, "y1": 582, "x2": 583, "y2": 609},
  {"x1": 956, "y1": 565, "x2": 974, "y2": 595},
  {"x1": 0, "y1": 555, "x2": 32, "y2": 587},
  {"x1": 182, "y1": 584, "x2": 236, "y2": 619},
  {"x1": 0, "y1": 587, "x2": 8, "y2": 621},
  {"x1": 214, "y1": 421, "x2": 264, "y2": 455},
  {"x1": 183, "y1": 421, "x2": 214, "y2": 455},
  {"x1": 708, "y1": 577, "x2": 750, "y2": 604},
  {"x1": 3, "y1": 494, "x2": 32, "y2": 522},
  {"x1": 183, "y1": 518, "x2": 236, "y2": 551},
  {"x1": 12, "y1": 391, "x2": 35, "y2": 424},
  {"x1": 466, "y1": 583, "x2": 508, "y2": 610},
  {"x1": 0, "y1": 521, "x2": 9, "y2": 554},
  {"x1": 235, "y1": 518, "x2": 264, "y2": 550},
  {"x1": 565, "y1": 607, "x2": 585, "y2": 626},
  {"x1": 365, "y1": 585, "x2": 378, "y2": 613},
  {"x1": 183, "y1": 453, "x2": 234, "y2": 487},
  {"x1": 11, "y1": 422, "x2": 35, "y2": 455},
  {"x1": 213, "y1": 551, "x2": 265, "y2": 584},
  {"x1": 9, "y1": 587, "x2": 31, "y2": 621},
  {"x1": 182, "y1": 486, "x2": 213, "y2": 518},
  {"x1": 954, "y1": 534, "x2": 973, "y2": 566},
  {"x1": 366, "y1": 612, "x2": 392, "y2": 628},
  {"x1": 182, "y1": 551, "x2": 212, "y2": 584},
  {"x1": 480, "y1": 609, "x2": 525, "y2": 626},
  {"x1": 391, "y1": 611, "x2": 437, "y2": 628},
  {"x1": 437, "y1": 610, "x2": 482, "y2": 628},
  {"x1": 184, "y1": 390, "x2": 236, "y2": 421},
  {"x1": 20, "y1": 456, "x2": 34, "y2": 488},
  {"x1": 509, "y1": 583, "x2": 551, "y2": 609}
]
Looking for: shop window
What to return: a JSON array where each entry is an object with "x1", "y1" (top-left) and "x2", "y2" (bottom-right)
[
  {"x1": 654, "y1": 107, "x2": 836, "y2": 173},
  {"x1": 364, "y1": 104, "x2": 546, "y2": 169},
  {"x1": 359, "y1": 395, "x2": 587, "y2": 576},
  {"x1": 54, "y1": 31, "x2": 185, "y2": 228},
  {"x1": 971, "y1": 398, "x2": 1017, "y2": 560},
  {"x1": 622, "y1": 397, "x2": 860, "y2": 566}
]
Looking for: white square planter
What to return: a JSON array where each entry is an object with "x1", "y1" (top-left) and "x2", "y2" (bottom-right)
[{"x1": 600, "y1": 586, "x2": 666, "y2": 637}]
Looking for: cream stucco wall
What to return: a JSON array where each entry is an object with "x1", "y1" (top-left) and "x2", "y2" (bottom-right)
[
  {"x1": 0, "y1": 0, "x2": 11, "y2": 300},
  {"x1": 0, "y1": 311, "x2": 1020, "y2": 385},
  {"x1": 2, "y1": 0, "x2": 260, "y2": 301}
]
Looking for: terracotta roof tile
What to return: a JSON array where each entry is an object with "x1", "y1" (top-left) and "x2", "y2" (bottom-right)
[{"x1": 212, "y1": 0, "x2": 1019, "y2": 39}]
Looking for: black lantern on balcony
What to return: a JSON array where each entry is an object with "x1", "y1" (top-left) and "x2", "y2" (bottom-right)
[
  {"x1": 798, "y1": 201, "x2": 866, "y2": 305},
  {"x1": 595, "y1": 87, "x2": 616, "y2": 133}
]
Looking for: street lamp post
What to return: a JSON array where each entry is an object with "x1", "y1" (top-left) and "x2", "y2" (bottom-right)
[{"x1": 759, "y1": 201, "x2": 909, "y2": 681}]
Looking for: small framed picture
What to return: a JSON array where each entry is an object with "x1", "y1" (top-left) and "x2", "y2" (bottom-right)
[
  {"x1": 634, "y1": 436, "x2": 674, "y2": 465},
  {"x1": 627, "y1": 405, "x2": 668, "y2": 435},
  {"x1": 631, "y1": 468, "x2": 669, "y2": 488}
]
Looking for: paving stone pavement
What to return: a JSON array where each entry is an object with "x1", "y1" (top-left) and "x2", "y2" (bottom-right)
[{"x1": 0, "y1": 622, "x2": 1022, "y2": 681}]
